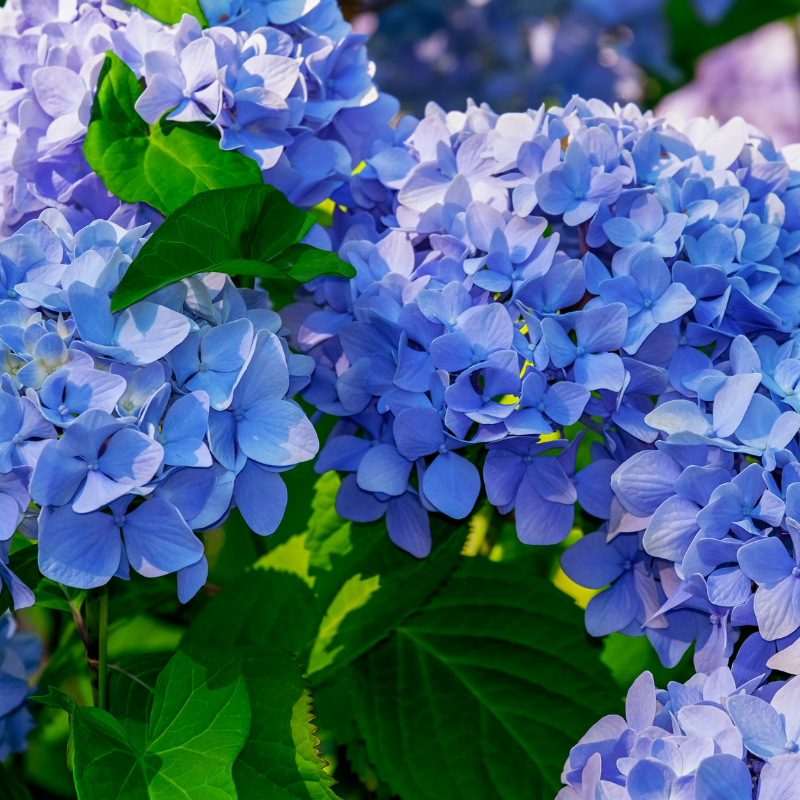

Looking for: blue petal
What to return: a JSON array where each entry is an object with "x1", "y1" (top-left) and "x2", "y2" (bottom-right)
[
  {"x1": 394, "y1": 407, "x2": 444, "y2": 460},
  {"x1": 177, "y1": 555, "x2": 208, "y2": 604},
  {"x1": 233, "y1": 460, "x2": 288, "y2": 536},
  {"x1": 38, "y1": 506, "x2": 120, "y2": 589},
  {"x1": 584, "y1": 573, "x2": 638, "y2": 636},
  {"x1": 236, "y1": 397, "x2": 318, "y2": 467},
  {"x1": 386, "y1": 491, "x2": 430, "y2": 557},
  {"x1": 423, "y1": 451, "x2": 480, "y2": 520},
  {"x1": 727, "y1": 694, "x2": 789, "y2": 760},
  {"x1": 123, "y1": 497, "x2": 204, "y2": 577},
  {"x1": 515, "y1": 473, "x2": 574, "y2": 544},
  {"x1": 694, "y1": 755, "x2": 752, "y2": 800},
  {"x1": 357, "y1": 444, "x2": 412, "y2": 497}
]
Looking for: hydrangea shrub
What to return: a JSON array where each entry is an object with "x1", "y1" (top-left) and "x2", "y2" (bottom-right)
[{"x1": 1, "y1": 0, "x2": 800, "y2": 798}]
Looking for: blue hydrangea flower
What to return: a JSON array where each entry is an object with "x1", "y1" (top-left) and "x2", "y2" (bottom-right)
[{"x1": 0, "y1": 613, "x2": 41, "y2": 762}]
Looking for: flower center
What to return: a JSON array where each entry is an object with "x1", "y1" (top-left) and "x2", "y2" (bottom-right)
[
  {"x1": 114, "y1": 514, "x2": 126, "y2": 527},
  {"x1": 438, "y1": 443, "x2": 448, "y2": 454},
  {"x1": 58, "y1": 403, "x2": 69, "y2": 415},
  {"x1": 11, "y1": 433, "x2": 23, "y2": 446},
  {"x1": 709, "y1": 614, "x2": 721, "y2": 626},
  {"x1": 86, "y1": 460, "x2": 99, "y2": 471},
  {"x1": 198, "y1": 362, "x2": 210, "y2": 373},
  {"x1": 156, "y1": 433, "x2": 168, "y2": 445},
  {"x1": 785, "y1": 741, "x2": 799, "y2": 753},
  {"x1": 233, "y1": 408, "x2": 245, "y2": 421},
  {"x1": 575, "y1": 346, "x2": 585, "y2": 357},
  {"x1": 643, "y1": 299, "x2": 652, "y2": 308}
]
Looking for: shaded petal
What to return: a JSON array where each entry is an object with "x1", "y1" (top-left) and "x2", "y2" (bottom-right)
[
  {"x1": 515, "y1": 473, "x2": 574, "y2": 544},
  {"x1": 694, "y1": 755, "x2": 751, "y2": 800},
  {"x1": 38, "y1": 506, "x2": 120, "y2": 589},
  {"x1": 357, "y1": 444, "x2": 412, "y2": 497},
  {"x1": 123, "y1": 497, "x2": 204, "y2": 577},
  {"x1": 237, "y1": 397, "x2": 318, "y2": 467},
  {"x1": 423, "y1": 451, "x2": 480, "y2": 519},
  {"x1": 727, "y1": 694, "x2": 789, "y2": 760},
  {"x1": 386, "y1": 492, "x2": 431, "y2": 557},
  {"x1": 233, "y1": 460, "x2": 287, "y2": 536}
]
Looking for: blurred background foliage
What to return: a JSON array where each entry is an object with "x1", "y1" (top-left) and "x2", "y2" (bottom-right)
[{"x1": 351, "y1": 0, "x2": 800, "y2": 147}]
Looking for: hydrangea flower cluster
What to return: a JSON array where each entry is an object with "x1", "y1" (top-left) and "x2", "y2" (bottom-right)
[
  {"x1": 0, "y1": 0, "x2": 396, "y2": 236},
  {"x1": 0, "y1": 612, "x2": 41, "y2": 761},
  {"x1": 287, "y1": 95, "x2": 800, "y2": 679},
  {"x1": 0, "y1": 207, "x2": 317, "y2": 602},
  {"x1": 558, "y1": 667, "x2": 800, "y2": 800}
]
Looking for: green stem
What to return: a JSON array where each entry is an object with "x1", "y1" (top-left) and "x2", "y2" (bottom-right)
[{"x1": 85, "y1": 585, "x2": 109, "y2": 710}]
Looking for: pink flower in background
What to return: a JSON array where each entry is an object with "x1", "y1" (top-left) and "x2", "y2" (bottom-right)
[{"x1": 658, "y1": 21, "x2": 800, "y2": 148}]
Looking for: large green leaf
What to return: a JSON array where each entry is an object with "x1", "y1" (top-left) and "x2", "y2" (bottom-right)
[
  {"x1": 84, "y1": 52, "x2": 262, "y2": 217},
  {"x1": 66, "y1": 647, "x2": 338, "y2": 800},
  {"x1": 185, "y1": 473, "x2": 467, "y2": 679},
  {"x1": 126, "y1": 0, "x2": 208, "y2": 26},
  {"x1": 111, "y1": 184, "x2": 354, "y2": 310},
  {"x1": 108, "y1": 652, "x2": 174, "y2": 752},
  {"x1": 350, "y1": 558, "x2": 623, "y2": 800},
  {"x1": 184, "y1": 568, "x2": 319, "y2": 655},
  {"x1": 234, "y1": 649, "x2": 338, "y2": 800},
  {"x1": 34, "y1": 649, "x2": 251, "y2": 800}
]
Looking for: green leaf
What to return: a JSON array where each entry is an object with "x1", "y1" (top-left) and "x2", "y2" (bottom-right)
[
  {"x1": 0, "y1": 761, "x2": 33, "y2": 800},
  {"x1": 233, "y1": 649, "x2": 338, "y2": 800},
  {"x1": 125, "y1": 0, "x2": 209, "y2": 26},
  {"x1": 84, "y1": 52, "x2": 262, "y2": 217},
  {"x1": 110, "y1": 183, "x2": 355, "y2": 311},
  {"x1": 35, "y1": 650, "x2": 251, "y2": 800},
  {"x1": 108, "y1": 652, "x2": 173, "y2": 752},
  {"x1": 350, "y1": 558, "x2": 623, "y2": 800},
  {"x1": 300, "y1": 474, "x2": 468, "y2": 680},
  {"x1": 184, "y1": 568, "x2": 319, "y2": 655},
  {"x1": 185, "y1": 473, "x2": 467, "y2": 680}
]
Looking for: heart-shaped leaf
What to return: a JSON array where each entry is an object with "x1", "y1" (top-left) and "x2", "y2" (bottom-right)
[
  {"x1": 111, "y1": 184, "x2": 354, "y2": 310},
  {"x1": 84, "y1": 52, "x2": 262, "y2": 217}
]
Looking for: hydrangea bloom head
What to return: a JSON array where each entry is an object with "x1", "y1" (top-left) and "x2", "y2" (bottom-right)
[
  {"x1": 558, "y1": 668, "x2": 800, "y2": 800},
  {"x1": 289, "y1": 94, "x2": 800, "y2": 680},
  {"x1": 0, "y1": 208, "x2": 318, "y2": 604},
  {"x1": 0, "y1": 0, "x2": 396, "y2": 235}
]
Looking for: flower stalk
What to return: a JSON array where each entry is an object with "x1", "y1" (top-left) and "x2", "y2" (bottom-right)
[{"x1": 85, "y1": 585, "x2": 109, "y2": 711}]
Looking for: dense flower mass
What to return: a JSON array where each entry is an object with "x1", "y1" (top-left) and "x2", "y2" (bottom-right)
[
  {"x1": 0, "y1": 612, "x2": 41, "y2": 761},
  {"x1": 285, "y1": 96, "x2": 800, "y2": 681},
  {"x1": 558, "y1": 667, "x2": 800, "y2": 800},
  {"x1": 0, "y1": 208, "x2": 318, "y2": 599},
  {"x1": 0, "y1": 0, "x2": 396, "y2": 236}
]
